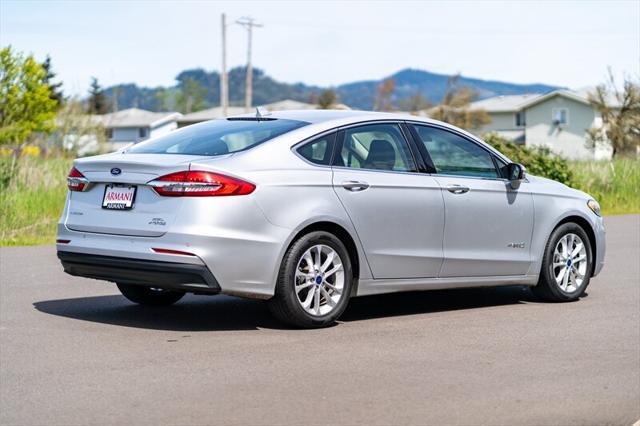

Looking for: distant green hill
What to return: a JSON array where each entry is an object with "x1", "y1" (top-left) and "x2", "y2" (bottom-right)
[{"x1": 103, "y1": 67, "x2": 560, "y2": 112}]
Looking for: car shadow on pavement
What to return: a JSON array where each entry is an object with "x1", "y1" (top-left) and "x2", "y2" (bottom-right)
[
  {"x1": 341, "y1": 285, "x2": 537, "y2": 323},
  {"x1": 33, "y1": 285, "x2": 537, "y2": 332}
]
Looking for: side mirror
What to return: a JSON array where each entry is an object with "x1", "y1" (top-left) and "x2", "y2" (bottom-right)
[{"x1": 507, "y1": 163, "x2": 525, "y2": 189}]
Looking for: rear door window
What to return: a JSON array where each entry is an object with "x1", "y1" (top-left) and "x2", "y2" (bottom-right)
[{"x1": 333, "y1": 123, "x2": 417, "y2": 172}]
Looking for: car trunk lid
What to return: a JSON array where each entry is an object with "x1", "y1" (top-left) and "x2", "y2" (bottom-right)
[{"x1": 65, "y1": 153, "x2": 209, "y2": 237}]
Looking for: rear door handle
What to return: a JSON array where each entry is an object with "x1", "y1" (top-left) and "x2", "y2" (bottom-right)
[
  {"x1": 446, "y1": 184, "x2": 470, "y2": 194},
  {"x1": 342, "y1": 181, "x2": 370, "y2": 192}
]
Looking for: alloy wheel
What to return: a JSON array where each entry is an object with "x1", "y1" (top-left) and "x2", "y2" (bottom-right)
[
  {"x1": 294, "y1": 244, "x2": 345, "y2": 316},
  {"x1": 552, "y1": 233, "x2": 588, "y2": 293}
]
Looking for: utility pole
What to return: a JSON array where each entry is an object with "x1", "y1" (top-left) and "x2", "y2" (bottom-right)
[
  {"x1": 220, "y1": 13, "x2": 228, "y2": 116},
  {"x1": 236, "y1": 16, "x2": 262, "y2": 112}
]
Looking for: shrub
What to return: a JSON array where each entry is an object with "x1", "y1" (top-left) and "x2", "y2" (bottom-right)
[{"x1": 483, "y1": 132, "x2": 575, "y2": 186}]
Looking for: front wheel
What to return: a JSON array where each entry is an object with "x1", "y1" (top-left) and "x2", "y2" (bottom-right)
[
  {"x1": 533, "y1": 222, "x2": 593, "y2": 302},
  {"x1": 117, "y1": 283, "x2": 185, "y2": 306},
  {"x1": 268, "y1": 231, "x2": 353, "y2": 328}
]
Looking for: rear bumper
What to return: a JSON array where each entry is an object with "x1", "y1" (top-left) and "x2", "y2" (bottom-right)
[{"x1": 57, "y1": 251, "x2": 221, "y2": 294}]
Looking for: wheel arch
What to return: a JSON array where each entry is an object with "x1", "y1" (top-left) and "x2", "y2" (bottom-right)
[
  {"x1": 551, "y1": 214, "x2": 598, "y2": 277},
  {"x1": 283, "y1": 221, "x2": 363, "y2": 295}
]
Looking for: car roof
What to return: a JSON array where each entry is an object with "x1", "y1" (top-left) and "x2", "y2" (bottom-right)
[{"x1": 227, "y1": 109, "x2": 513, "y2": 164}]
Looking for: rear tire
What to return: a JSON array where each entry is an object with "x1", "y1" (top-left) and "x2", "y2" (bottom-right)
[
  {"x1": 268, "y1": 231, "x2": 353, "y2": 328},
  {"x1": 117, "y1": 283, "x2": 185, "y2": 306},
  {"x1": 532, "y1": 222, "x2": 593, "y2": 302}
]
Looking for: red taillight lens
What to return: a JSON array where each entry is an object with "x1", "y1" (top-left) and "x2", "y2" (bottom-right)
[
  {"x1": 149, "y1": 171, "x2": 255, "y2": 197},
  {"x1": 67, "y1": 167, "x2": 88, "y2": 192}
]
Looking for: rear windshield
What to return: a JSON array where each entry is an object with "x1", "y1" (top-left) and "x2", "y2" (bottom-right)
[{"x1": 126, "y1": 118, "x2": 308, "y2": 156}]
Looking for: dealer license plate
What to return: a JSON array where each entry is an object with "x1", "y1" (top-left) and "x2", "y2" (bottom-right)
[{"x1": 102, "y1": 185, "x2": 137, "y2": 210}]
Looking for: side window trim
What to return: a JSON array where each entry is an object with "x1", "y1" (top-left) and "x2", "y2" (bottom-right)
[
  {"x1": 408, "y1": 122, "x2": 506, "y2": 181},
  {"x1": 406, "y1": 120, "x2": 511, "y2": 164},
  {"x1": 403, "y1": 121, "x2": 437, "y2": 174},
  {"x1": 332, "y1": 121, "x2": 419, "y2": 174}
]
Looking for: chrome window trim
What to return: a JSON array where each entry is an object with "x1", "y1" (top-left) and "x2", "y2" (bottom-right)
[{"x1": 290, "y1": 119, "x2": 520, "y2": 183}]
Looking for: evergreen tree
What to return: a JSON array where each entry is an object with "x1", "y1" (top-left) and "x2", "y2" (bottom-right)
[
  {"x1": 41, "y1": 55, "x2": 64, "y2": 107},
  {"x1": 87, "y1": 77, "x2": 108, "y2": 114},
  {"x1": 176, "y1": 77, "x2": 206, "y2": 113}
]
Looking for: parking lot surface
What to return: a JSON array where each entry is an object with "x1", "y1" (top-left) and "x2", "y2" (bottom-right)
[{"x1": 1, "y1": 215, "x2": 639, "y2": 425}]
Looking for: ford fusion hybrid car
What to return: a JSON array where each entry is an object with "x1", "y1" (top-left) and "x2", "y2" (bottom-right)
[{"x1": 57, "y1": 110, "x2": 605, "y2": 328}]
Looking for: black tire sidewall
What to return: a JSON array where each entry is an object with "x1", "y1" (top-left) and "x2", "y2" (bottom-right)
[
  {"x1": 540, "y1": 223, "x2": 593, "y2": 301},
  {"x1": 275, "y1": 231, "x2": 353, "y2": 327}
]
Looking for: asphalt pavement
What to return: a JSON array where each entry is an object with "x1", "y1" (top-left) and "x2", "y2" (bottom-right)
[{"x1": 1, "y1": 215, "x2": 639, "y2": 425}]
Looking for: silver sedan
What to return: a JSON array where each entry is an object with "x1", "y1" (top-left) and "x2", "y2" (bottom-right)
[{"x1": 57, "y1": 110, "x2": 606, "y2": 328}]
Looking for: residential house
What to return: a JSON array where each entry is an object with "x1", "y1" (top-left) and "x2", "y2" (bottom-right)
[
  {"x1": 100, "y1": 108, "x2": 182, "y2": 150},
  {"x1": 469, "y1": 90, "x2": 614, "y2": 160},
  {"x1": 177, "y1": 99, "x2": 351, "y2": 127}
]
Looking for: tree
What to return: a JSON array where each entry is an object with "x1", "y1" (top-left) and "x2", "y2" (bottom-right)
[
  {"x1": 587, "y1": 70, "x2": 640, "y2": 158},
  {"x1": 41, "y1": 55, "x2": 64, "y2": 107},
  {"x1": 373, "y1": 78, "x2": 395, "y2": 111},
  {"x1": 317, "y1": 89, "x2": 338, "y2": 109},
  {"x1": 51, "y1": 98, "x2": 107, "y2": 155},
  {"x1": 398, "y1": 92, "x2": 432, "y2": 113},
  {"x1": 176, "y1": 77, "x2": 206, "y2": 114},
  {"x1": 87, "y1": 77, "x2": 108, "y2": 114},
  {"x1": 429, "y1": 74, "x2": 491, "y2": 131},
  {"x1": 0, "y1": 46, "x2": 57, "y2": 145},
  {"x1": 155, "y1": 88, "x2": 171, "y2": 111}
]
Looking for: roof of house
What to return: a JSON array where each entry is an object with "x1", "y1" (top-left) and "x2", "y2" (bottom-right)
[
  {"x1": 100, "y1": 108, "x2": 182, "y2": 128},
  {"x1": 519, "y1": 90, "x2": 591, "y2": 109},
  {"x1": 471, "y1": 88, "x2": 621, "y2": 113},
  {"x1": 178, "y1": 99, "x2": 354, "y2": 124},
  {"x1": 178, "y1": 106, "x2": 247, "y2": 123},
  {"x1": 261, "y1": 99, "x2": 316, "y2": 111},
  {"x1": 469, "y1": 94, "x2": 541, "y2": 112}
]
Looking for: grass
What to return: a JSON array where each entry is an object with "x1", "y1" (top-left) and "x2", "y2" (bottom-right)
[
  {"x1": 0, "y1": 156, "x2": 638, "y2": 247},
  {"x1": 0, "y1": 157, "x2": 71, "y2": 246},
  {"x1": 569, "y1": 159, "x2": 640, "y2": 215}
]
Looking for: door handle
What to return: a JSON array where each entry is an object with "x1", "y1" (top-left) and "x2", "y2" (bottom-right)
[
  {"x1": 342, "y1": 180, "x2": 370, "y2": 192},
  {"x1": 446, "y1": 184, "x2": 470, "y2": 194}
]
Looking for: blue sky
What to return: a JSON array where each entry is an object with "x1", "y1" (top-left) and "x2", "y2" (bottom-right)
[{"x1": 1, "y1": 0, "x2": 638, "y2": 95}]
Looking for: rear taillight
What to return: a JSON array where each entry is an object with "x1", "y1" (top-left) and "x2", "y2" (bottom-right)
[
  {"x1": 67, "y1": 167, "x2": 89, "y2": 192},
  {"x1": 148, "y1": 171, "x2": 255, "y2": 197}
]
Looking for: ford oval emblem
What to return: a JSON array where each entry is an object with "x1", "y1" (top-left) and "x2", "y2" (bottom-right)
[{"x1": 110, "y1": 167, "x2": 121, "y2": 176}]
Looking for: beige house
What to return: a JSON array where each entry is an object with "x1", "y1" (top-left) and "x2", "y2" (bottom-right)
[
  {"x1": 59, "y1": 108, "x2": 182, "y2": 155},
  {"x1": 471, "y1": 90, "x2": 613, "y2": 160},
  {"x1": 100, "y1": 108, "x2": 182, "y2": 150}
]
